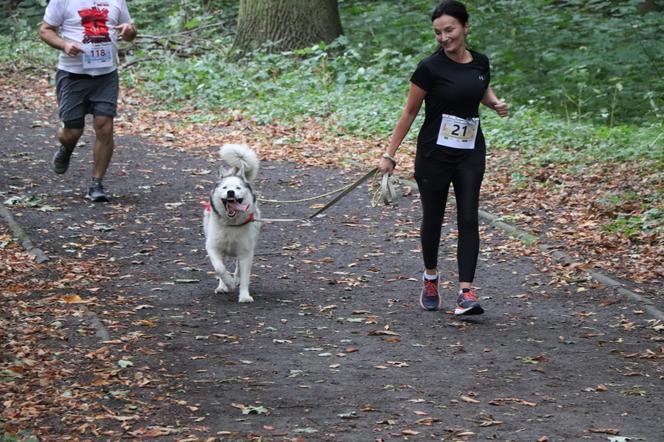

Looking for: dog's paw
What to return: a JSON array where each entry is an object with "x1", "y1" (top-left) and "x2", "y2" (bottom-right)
[
  {"x1": 238, "y1": 294, "x2": 254, "y2": 303},
  {"x1": 215, "y1": 280, "x2": 229, "y2": 293}
]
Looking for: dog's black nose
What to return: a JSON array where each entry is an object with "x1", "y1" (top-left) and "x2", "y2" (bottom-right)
[{"x1": 227, "y1": 190, "x2": 235, "y2": 198}]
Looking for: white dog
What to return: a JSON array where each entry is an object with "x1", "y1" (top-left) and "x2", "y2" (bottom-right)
[{"x1": 203, "y1": 144, "x2": 261, "y2": 303}]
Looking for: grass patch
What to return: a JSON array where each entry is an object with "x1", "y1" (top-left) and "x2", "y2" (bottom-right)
[{"x1": 1, "y1": 0, "x2": 662, "y2": 168}]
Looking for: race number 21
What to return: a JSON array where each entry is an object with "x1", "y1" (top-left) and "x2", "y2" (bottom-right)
[{"x1": 436, "y1": 114, "x2": 479, "y2": 150}]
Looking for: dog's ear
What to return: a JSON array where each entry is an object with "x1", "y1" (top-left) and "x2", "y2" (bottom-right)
[
  {"x1": 219, "y1": 166, "x2": 231, "y2": 179},
  {"x1": 237, "y1": 164, "x2": 248, "y2": 181}
]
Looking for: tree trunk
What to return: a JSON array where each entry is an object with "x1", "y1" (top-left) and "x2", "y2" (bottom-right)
[
  {"x1": 638, "y1": 0, "x2": 663, "y2": 13},
  {"x1": 4, "y1": 0, "x2": 23, "y2": 13},
  {"x1": 233, "y1": 0, "x2": 343, "y2": 54}
]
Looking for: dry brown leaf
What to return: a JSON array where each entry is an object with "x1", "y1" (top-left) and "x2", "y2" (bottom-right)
[
  {"x1": 60, "y1": 294, "x2": 84, "y2": 303},
  {"x1": 460, "y1": 395, "x2": 480, "y2": 404},
  {"x1": 587, "y1": 428, "x2": 620, "y2": 435},
  {"x1": 489, "y1": 397, "x2": 537, "y2": 407},
  {"x1": 368, "y1": 329, "x2": 399, "y2": 336}
]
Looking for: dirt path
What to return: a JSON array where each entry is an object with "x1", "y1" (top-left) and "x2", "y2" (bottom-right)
[{"x1": 1, "y1": 111, "x2": 663, "y2": 441}]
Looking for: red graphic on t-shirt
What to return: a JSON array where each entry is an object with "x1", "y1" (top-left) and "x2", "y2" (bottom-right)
[{"x1": 79, "y1": 7, "x2": 111, "y2": 43}]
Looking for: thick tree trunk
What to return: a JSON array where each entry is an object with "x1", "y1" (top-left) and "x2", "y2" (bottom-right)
[
  {"x1": 638, "y1": 0, "x2": 663, "y2": 13},
  {"x1": 4, "y1": 0, "x2": 23, "y2": 13},
  {"x1": 233, "y1": 0, "x2": 343, "y2": 54}
]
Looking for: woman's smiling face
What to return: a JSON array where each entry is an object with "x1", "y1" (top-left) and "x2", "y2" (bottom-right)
[{"x1": 433, "y1": 14, "x2": 468, "y2": 54}]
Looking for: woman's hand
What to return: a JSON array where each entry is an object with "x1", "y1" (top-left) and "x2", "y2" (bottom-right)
[
  {"x1": 482, "y1": 87, "x2": 508, "y2": 118},
  {"x1": 493, "y1": 100, "x2": 509, "y2": 117},
  {"x1": 379, "y1": 155, "x2": 396, "y2": 175}
]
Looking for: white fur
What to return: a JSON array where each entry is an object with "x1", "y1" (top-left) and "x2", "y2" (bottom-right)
[{"x1": 204, "y1": 144, "x2": 261, "y2": 303}]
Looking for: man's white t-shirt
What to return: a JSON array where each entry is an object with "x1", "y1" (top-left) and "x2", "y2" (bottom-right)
[{"x1": 43, "y1": 0, "x2": 132, "y2": 76}]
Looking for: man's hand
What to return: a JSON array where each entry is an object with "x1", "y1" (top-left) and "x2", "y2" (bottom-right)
[
  {"x1": 63, "y1": 41, "x2": 83, "y2": 56},
  {"x1": 114, "y1": 23, "x2": 136, "y2": 42},
  {"x1": 40, "y1": 22, "x2": 82, "y2": 55}
]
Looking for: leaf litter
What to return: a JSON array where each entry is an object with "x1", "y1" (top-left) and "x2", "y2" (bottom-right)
[{"x1": 1, "y1": 71, "x2": 663, "y2": 440}]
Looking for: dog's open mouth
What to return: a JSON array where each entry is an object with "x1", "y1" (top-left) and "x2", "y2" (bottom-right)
[{"x1": 222, "y1": 197, "x2": 250, "y2": 218}]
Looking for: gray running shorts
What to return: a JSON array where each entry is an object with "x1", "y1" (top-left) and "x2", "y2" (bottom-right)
[{"x1": 55, "y1": 69, "x2": 119, "y2": 129}]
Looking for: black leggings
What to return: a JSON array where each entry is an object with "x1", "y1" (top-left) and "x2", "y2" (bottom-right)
[{"x1": 416, "y1": 162, "x2": 484, "y2": 282}]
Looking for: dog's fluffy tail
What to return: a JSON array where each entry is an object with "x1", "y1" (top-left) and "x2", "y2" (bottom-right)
[{"x1": 219, "y1": 144, "x2": 259, "y2": 182}]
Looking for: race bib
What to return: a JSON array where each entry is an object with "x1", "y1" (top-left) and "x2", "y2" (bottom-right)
[
  {"x1": 436, "y1": 114, "x2": 479, "y2": 150},
  {"x1": 82, "y1": 42, "x2": 114, "y2": 70}
]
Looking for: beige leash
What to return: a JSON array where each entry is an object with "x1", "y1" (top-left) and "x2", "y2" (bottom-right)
[{"x1": 254, "y1": 168, "x2": 398, "y2": 223}]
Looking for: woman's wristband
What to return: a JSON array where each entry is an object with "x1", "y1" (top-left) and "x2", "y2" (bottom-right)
[{"x1": 382, "y1": 152, "x2": 397, "y2": 167}]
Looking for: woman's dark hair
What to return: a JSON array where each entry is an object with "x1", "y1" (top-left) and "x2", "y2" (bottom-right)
[{"x1": 431, "y1": 1, "x2": 469, "y2": 25}]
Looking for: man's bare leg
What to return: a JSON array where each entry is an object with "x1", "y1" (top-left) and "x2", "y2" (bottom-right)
[
  {"x1": 86, "y1": 116, "x2": 114, "y2": 201},
  {"x1": 92, "y1": 115, "x2": 114, "y2": 180},
  {"x1": 52, "y1": 126, "x2": 83, "y2": 174}
]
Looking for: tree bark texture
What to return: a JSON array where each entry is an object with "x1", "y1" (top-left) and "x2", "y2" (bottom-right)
[
  {"x1": 4, "y1": 0, "x2": 23, "y2": 13},
  {"x1": 233, "y1": 0, "x2": 343, "y2": 53},
  {"x1": 638, "y1": 0, "x2": 663, "y2": 13}
]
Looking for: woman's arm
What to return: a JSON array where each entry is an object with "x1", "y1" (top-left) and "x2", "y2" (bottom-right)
[
  {"x1": 481, "y1": 86, "x2": 508, "y2": 117},
  {"x1": 379, "y1": 82, "x2": 427, "y2": 174}
]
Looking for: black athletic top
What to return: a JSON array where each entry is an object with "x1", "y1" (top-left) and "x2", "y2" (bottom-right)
[{"x1": 410, "y1": 49, "x2": 490, "y2": 164}]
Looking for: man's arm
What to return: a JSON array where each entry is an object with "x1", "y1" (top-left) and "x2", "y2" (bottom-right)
[{"x1": 38, "y1": 21, "x2": 82, "y2": 56}]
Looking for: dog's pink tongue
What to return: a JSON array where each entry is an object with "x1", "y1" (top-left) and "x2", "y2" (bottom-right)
[{"x1": 228, "y1": 201, "x2": 250, "y2": 213}]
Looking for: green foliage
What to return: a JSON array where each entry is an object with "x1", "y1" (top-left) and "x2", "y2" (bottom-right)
[
  {"x1": 0, "y1": 0, "x2": 46, "y2": 28},
  {"x1": 484, "y1": 106, "x2": 663, "y2": 167},
  {"x1": 0, "y1": 0, "x2": 55, "y2": 67},
  {"x1": 129, "y1": 0, "x2": 238, "y2": 34},
  {"x1": 0, "y1": 0, "x2": 662, "y2": 166},
  {"x1": 471, "y1": 0, "x2": 663, "y2": 125},
  {"x1": 598, "y1": 190, "x2": 663, "y2": 239}
]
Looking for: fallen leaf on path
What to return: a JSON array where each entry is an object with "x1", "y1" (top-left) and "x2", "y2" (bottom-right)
[
  {"x1": 273, "y1": 339, "x2": 292, "y2": 344},
  {"x1": 446, "y1": 428, "x2": 476, "y2": 437},
  {"x1": 587, "y1": 427, "x2": 620, "y2": 435},
  {"x1": 133, "y1": 319, "x2": 157, "y2": 327},
  {"x1": 386, "y1": 360, "x2": 409, "y2": 367},
  {"x1": 117, "y1": 359, "x2": 133, "y2": 368},
  {"x1": 129, "y1": 426, "x2": 179, "y2": 436},
  {"x1": 368, "y1": 329, "x2": 399, "y2": 336},
  {"x1": 293, "y1": 427, "x2": 318, "y2": 434},
  {"x1": 59, "y1": 294, "x2": 84, "y2": 303},
  {"x1": 338, "y1": 411, "x2": 359, "y2": 419},
  {"x1": 489, "y1": 397, "x2": 537, "y2": 407}
]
